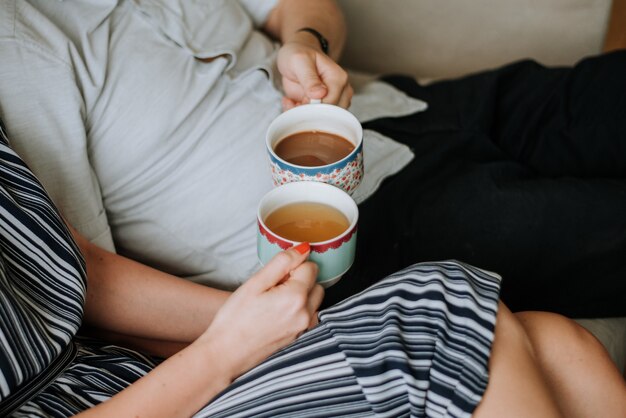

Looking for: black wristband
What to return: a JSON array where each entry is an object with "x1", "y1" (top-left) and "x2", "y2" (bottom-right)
[{"x1": 297, "y1": 27, "x2": 329, "y2": 55}]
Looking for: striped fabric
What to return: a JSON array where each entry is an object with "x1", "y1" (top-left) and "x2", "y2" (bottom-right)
[
  {"x1": 0, "y1": 123, "x2": 501, "y2": 417},
  {"x1": 15, "y1": 338, "x2": 159, "y2": 417},
  {"x1": 197, "y1": 262, "x2": 500, "y2": 418},
  {"x1": 0, "y1": 126, "x2": 86, "y2": 404}
]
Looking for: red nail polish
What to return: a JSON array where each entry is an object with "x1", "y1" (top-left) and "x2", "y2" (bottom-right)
[{"x1": 293, "y1": 242, "x2": 310, "y2": 254}]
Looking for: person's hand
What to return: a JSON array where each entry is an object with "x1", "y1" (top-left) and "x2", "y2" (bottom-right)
[
  {"x1": 198, "y1": 243, "x2": 324, "y2": 381},
  {"x1": 277, "y1": 40, "x2": 353, "y2": 110}
]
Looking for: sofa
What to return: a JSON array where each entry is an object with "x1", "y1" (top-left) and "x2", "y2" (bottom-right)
[{"x1": 337, "y1": 0, "x2": 625, "y2": 375}]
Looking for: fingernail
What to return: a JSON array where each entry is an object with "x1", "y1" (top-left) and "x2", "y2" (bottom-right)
[
  {"x1": 293, "y1": 242, "x2": 310, "y2": 254},
  {"x1": 310, "y1": 84, "x2": 326, "y2": 93}
]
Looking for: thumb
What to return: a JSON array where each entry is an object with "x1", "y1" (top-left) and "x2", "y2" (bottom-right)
[
  {"x1": 293, "y1": 57, "x2": 327, "y2": 100},
  {"x1": 246, "y1": 243, "x2": 311, "y2": 292}
]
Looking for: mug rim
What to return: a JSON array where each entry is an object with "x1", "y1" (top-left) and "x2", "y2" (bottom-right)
[
  {"x1": 257, "y1": 181, "x2": 359, "y2": 248},
  {"x1": 266, "y1": 103, "x2": 363, "y2": 170}
]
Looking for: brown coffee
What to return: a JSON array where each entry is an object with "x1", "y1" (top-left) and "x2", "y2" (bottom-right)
[
  {"x1": 273, "y1": 131, "x2": 355, "y2": 167},
  {"x1": 264, "y1": 201, "x2": 350, "y2": 242}
]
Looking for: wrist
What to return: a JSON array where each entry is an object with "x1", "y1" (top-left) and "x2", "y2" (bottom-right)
[
  {"x1": 296, "y1": 27, "x2": 329, "y2": 55},
  {"x1": 194, "y1": 335, "x2": 240, "y2": 384},
  {"x1": 285, "y1": 30, "x2": 327, "y2": 55}
]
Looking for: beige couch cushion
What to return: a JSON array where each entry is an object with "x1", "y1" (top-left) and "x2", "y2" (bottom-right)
[{"x1": 339, "y1": 0, "x2": 612, "y2": 79}]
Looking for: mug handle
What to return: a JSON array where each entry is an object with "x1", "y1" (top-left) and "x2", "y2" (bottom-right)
[{"x1": 309, "y1": 99, "x2": 322, "y2": 104}]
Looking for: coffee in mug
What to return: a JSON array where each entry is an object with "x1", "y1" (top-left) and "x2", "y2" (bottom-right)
[
  {"x1": 264, "y1": 201, "x2": 350, "y2": 242},
  {"x1": 273, "y1": 131, "x2": 355, "y2": 167}
]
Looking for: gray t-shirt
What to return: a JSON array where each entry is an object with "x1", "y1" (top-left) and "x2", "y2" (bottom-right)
[
  {"x1": 0, "y1": 0, "x2": 281, "y2": 288},
  {"x1": 0, "y1": 0, "x2": 425, "y2": 289}
]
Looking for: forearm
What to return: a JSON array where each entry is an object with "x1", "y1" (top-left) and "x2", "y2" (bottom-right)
[
  {"x1": 264, "y1": 0, "x2": 346, "y2": 61},
  {"x1": 74, "y1": 236, "x2": 321, "y2": 417},
  {"x1": 73, "y1": 229, "x2": 230, "y2": 344}
]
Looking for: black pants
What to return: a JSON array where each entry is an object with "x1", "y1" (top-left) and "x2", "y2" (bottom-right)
[{"x1": 323, "y1": 51, "x2": 626, "y2": 318}]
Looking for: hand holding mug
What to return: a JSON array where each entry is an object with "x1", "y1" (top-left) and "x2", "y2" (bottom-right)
[
  {"x1": 199, "y1": 244, "x2": 324, "y2": 382},
  {"x1": 277, "y1": 39, "x2": 353, "y2": 110}
]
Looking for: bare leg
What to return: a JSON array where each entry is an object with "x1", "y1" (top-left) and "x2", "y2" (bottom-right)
[
  {"x1": 603, "y1": 0, "x2": 626, "y2": 52},
  {"x1": 516, "y1": 311, "x2": 626, "y2": 418},
  {"x1": 473, "y1": 303, "x2": 563, "y2": 417}
]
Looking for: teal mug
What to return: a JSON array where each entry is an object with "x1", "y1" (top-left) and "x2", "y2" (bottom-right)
[{"x1": 257, "y1": 181, "x2": 358, "y2": 287}]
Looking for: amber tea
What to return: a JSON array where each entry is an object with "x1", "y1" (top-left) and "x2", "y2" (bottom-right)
[
  {"x1": 264, "y1": 201, "x2": 350, "y2": 242},
  {"x1": 273, "y1": 130, "x2": 355, "y2": 167}
]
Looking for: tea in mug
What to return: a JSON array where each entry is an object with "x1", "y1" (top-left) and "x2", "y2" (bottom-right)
[
  {"x1": 264, "y1": 201, "x2": 350, "y2": 242},
  {"x1": 273, "y1": 131, "x2": 355, "y2": 167}
]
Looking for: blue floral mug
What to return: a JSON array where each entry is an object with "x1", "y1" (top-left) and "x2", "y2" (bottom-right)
[{"x1": 266, "y1": 104, "x2": 363, "y2": 195}]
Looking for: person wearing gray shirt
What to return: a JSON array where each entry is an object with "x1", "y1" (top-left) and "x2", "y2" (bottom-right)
[{"x1": 0, "y1": 0, "x2": 383, "y2": 288}]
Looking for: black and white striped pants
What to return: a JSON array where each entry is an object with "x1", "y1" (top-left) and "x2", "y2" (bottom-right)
[{"x1": 197, "y1": 261, "x2": 500, "y2": 418}]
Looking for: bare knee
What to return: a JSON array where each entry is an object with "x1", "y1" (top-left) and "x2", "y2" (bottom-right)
[
  {"x1": 473, "y1": 303, "x2": 564, "y2": 418},
  {"x1": 515, "y1": 311, "x2": 608, "y2": 365},
  {"x1": 515, "y1": 312, "x2": 626, "y2": 418}
]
